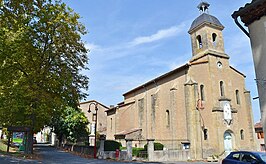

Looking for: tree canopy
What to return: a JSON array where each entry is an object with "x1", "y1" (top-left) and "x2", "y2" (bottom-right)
[
  {"x1": 50, "y1": 106, "x2": 89, "y2": 144},
  {"x1": 0, "y1": 0, "x2": 89, "y2": 132}
]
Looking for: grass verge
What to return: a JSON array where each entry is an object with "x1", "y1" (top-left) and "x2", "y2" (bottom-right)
[{"x1": 0, "y1": 139, "x2": 37, "y2": 159}]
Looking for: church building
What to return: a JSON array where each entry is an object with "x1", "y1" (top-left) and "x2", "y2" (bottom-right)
[{"x1": 106, "y1": 2, "x2": 256, "y2": 159}]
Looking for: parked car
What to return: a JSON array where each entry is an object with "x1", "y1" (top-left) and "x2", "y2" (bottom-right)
[{"x1": 222, "y1": 151, "x2": 266, "y2": 164}]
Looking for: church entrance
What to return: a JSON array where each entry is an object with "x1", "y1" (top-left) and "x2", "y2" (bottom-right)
[{"x1": 224, "y1": 131, "x2": 233, "y2": 156}]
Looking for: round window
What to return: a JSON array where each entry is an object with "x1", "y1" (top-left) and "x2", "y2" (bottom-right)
[{"x1": 217, "y1": 61, "x2": 223, "y2": 69}]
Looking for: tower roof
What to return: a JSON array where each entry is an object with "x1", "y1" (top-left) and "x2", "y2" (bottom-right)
[{"x1": 188, "y1": 2, "x2": 224, "y2": 33}]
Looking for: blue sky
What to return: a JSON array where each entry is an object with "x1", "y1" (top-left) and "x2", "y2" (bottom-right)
[{"x1": 64, "y1": 0, "x2": 260, "y2": 122}]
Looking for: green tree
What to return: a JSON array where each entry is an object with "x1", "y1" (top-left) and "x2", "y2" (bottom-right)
[
  {"x1": 50, "y1": 106, "x2": 89, "y2": 146},
  {"x1": 0, "y1": 0, "x2": 88, "y2": 153}
]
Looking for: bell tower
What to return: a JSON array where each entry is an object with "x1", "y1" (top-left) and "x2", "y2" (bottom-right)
[{"x1": 188, "y1": 2, "x2": 226, "y2": 61}]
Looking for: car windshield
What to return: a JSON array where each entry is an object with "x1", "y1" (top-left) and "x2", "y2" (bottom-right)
[{"x1": 258, "y1": 152, "x2": 266, "y2": 162}]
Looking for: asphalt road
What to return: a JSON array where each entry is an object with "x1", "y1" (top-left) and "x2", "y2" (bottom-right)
[
  {"x1": 0, "y1": 154, "x2": 38, "y2": 164},
  {"x1": 0, "y1": 144, "x2": 219, "y2": 164}
]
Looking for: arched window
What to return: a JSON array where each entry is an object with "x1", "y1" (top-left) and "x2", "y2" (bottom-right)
[
  {"x1": 200, "y1": 84, "x2": 205, "y2": 101},
  {"x1": 204, "y1": 129, "x2": 208, "y2": 140},
  {"x1": 212, "y1": 33, "x2": 217, "y2": 46},
  {"x1": 240, "y1": 129, "x2": 244, "y2": 140},
  {"x1": 196, "y1": 35, "x2": 203, "y2": 49},
  {"x1": 220, "y1": 81, "x2": 224, "y2": 97},
  {"x1": 166, "y1": 110, "x2": 170, "y2": 126},
  {"x1": 236, "y1": 90, "x2": 240, "y2": 105}
]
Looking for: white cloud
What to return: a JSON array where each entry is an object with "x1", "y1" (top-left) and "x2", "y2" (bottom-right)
[
  {"x1": 129, "y1": 23, "x2": 186, "y2": 46},
  {"x1": 85, "y1": 43, "x2": 101, "y2": 52},
  {"x1": 87, "y1": 22, "x2": 188, "y2": 63},
  {"x1": 86, "y1": 22, "x2": 191, "y2": 97}
]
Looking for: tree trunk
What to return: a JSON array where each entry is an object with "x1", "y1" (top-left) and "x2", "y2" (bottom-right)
[
  {"x1": 58, "y1": 134, "x2": 63, "y2": 147},
  {"x1": 25, "y1": 131, "x2": 33, "y2": 154}
]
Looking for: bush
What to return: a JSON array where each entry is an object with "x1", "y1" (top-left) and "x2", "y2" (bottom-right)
[
  {"x1": 104, "y1": 140, "x2": 121, "y2": 151},
  {"x1": 132, "y1": 147, "x2": 145, "y2": 157},
  {"x1": 144, "y1": 142, "x2": 164, "y2": 151},
  {"x1": 120, "y1": 146, "x2": 126, "y2": 150},
  {"x1": 154, "y1": 142, "x2": 164, "y2": 150}
]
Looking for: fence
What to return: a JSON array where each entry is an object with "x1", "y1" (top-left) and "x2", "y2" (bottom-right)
[{"x1": 61, "y1": 140, "x2": 191, "y2": 162}]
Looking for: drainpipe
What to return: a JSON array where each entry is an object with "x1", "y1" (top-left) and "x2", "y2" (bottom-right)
[{"x1": 231, "y1": 13, "x2": 250, "y2": 37}]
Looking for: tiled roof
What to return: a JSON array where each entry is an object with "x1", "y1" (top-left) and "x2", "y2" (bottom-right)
[
  {"x1": 79, "y1": 100, "x2": 110, "y2": 110},
  {"x1": 123, "y1": 64, "x2": 189, "y2": 96},
  {"x1": 188, "y1": 13, "x2": 224, "y2": 33},
  {"x1": 255, "y1": 121, "x2": 262, "y2": 129},
  {"x1": 232, "y1": 0, "x2": 266, "y2": 26}
]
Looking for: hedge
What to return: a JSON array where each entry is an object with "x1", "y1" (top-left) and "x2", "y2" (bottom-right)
[
  {"x1": 132, "y1": 147, "x2": 144, "y2": 156},
  {"x1": 104, "y1": 140, "x2": 122, "y2": 151},
  {"x1": 144, "y1": 142, "x2": 164, "y2": 151}
]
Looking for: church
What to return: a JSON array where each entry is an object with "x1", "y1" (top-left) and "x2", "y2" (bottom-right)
[{"x1": 105, "y1": 2, "x2": 256, "y2": 159}]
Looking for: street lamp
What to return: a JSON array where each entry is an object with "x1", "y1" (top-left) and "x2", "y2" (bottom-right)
[{"x1": 88, "y1": 102, "x2": 98, "y2": 159}]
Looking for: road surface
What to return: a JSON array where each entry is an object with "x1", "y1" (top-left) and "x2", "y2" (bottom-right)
[{"x1": 0, "y1": 144, "x2": 219, "y2": 164}]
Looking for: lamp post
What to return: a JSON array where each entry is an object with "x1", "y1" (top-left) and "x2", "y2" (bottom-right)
[{"x1": 88, "y1": 102, "x2": 98, "y2": 159}]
